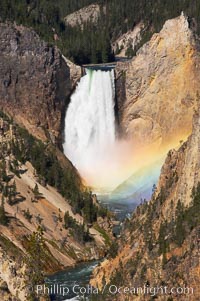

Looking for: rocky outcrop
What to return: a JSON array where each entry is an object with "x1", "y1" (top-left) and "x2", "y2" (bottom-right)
[
  {"x1": 112, "y1": 23, "x2": 144, "y2": 56},
  {"x1": 0, "y1": 22, "x2": 81, "y2": 144},
  {"x1": 64, "y1": 4, "x2": 101, "y2": 29},
  {"x1": 115, "y1": 14, "x2": 200, "y2": 150},
  {"x1": 0, "y1": 247, "x2": 27, "y2": 301}
]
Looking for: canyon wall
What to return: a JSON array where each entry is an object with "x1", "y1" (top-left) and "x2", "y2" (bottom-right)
[
  {"x1": 115, "y1": 14, "x2": 200, "y2": 150},
  {"x1": 0, "y1": 116, "x2": 112, "y2": 300},
  {"x1": 0, "y1": 22, "x2": 81, "y2": 144},
  {"x1": 91, "y1": 81, "x2": 200, "y2": 301},
  {"x1": 91, "y1": 15, "x2": 200, "y2": 301}
]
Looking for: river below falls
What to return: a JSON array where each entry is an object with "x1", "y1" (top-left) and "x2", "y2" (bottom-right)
[
  {"x1": 45, "y1": 197, "x2": 137, "y2": 300},
  {"x1": 46, "y1": 260, "x2": 100, "y2": 300}
]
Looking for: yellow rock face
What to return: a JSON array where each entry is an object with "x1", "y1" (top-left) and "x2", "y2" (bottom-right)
[{"x1": 116, "y1": 14, "x2": 200, "y2": 152}]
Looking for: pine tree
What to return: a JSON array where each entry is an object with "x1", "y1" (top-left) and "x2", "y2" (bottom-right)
[
  {"x1": 0, "y1": 159, "x2": 9, "y2": 182},
  {"x1": 115, "y1": 43, "x2": 120, "y2": 55},
  {"x1": 91, "y1": 43, "x2": 98, "y2": 64},
  {"x1": 174, "y1": 200, "x2": 186, "y2": 246},
  {"x1": 125, "y1": 45, "x2": 135, "y2": 58},
  {"x1": 26, "y1": 227, "x2": 46, "y2": 300},
  {"x1": 0, "y1": 198, "x2": 8, "y2": 225},
  {"x1": 33, "y1": 184, "x2": 40, "y2": 200}
]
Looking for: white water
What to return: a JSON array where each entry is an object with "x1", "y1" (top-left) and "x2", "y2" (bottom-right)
[{"x1": 63, "y1": 68, "x2": 116, "y2": 186}]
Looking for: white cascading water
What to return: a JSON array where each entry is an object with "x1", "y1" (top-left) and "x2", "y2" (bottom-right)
[
  {"x1": 63, "y1": 67, "x2": 163, "y2": 191},
  {"x1": 63, "y1": 68, "x2": 116, "y2": 186}
]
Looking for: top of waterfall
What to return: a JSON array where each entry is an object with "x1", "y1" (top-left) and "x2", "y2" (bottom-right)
[{"x1": 82, "y1": 62, "x2": 116, "y2": 71}]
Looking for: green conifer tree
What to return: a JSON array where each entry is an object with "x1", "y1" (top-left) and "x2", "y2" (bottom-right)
[{"x1": 0, "y1": 198, "x2": 8, "y2": 225}]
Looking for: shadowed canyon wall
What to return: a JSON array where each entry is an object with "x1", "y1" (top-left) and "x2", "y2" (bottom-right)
[{"x1": 0, "y1": 23, "x2": 81, "y2": 144}]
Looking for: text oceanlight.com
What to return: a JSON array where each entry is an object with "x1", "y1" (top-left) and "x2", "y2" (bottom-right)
[{"x1": 36, "y1": 284, "x2": 194, "y2": 297}]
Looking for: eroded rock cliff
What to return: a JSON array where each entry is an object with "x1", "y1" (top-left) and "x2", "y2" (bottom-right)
[
  {"x1": 116, "y1": 14, "x2": 200, "y2": 150},
  {"x1": 64, "y1": 4, "x2": 101, "y2": 29},
  {"x1": 0, "y1": 22, "x2": 81, "y2": 144},
  {"x1": 91, "y1": 15, "x2": 200, "y2": 301},
  {"x1": 112, "y1": 23, "x2": 144, "y2": 57}
]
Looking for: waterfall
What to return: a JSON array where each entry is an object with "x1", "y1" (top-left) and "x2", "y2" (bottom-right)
[
  {"x1": 63, "y1": 68, "x2": 116, "y2": 185},
  {"x1": 63, "y1": 67, "x2": 163, "y2": 191}
]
